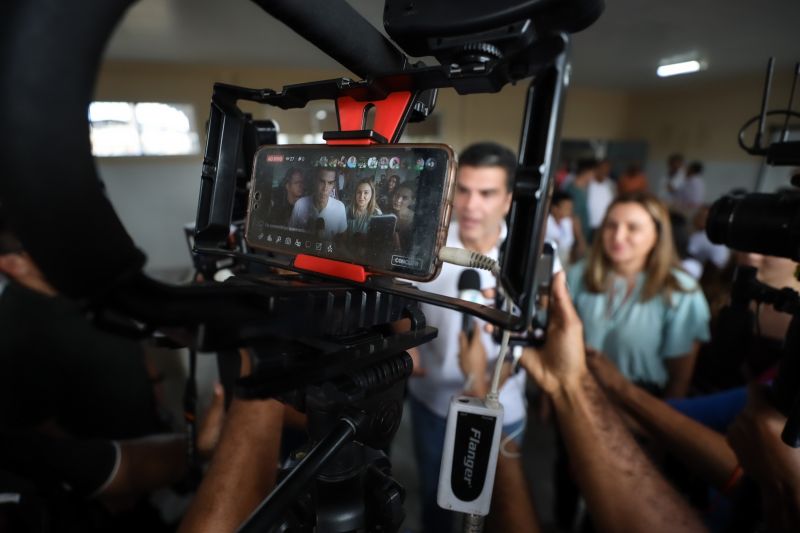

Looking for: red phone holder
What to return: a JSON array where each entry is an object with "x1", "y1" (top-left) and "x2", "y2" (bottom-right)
[{"x1": 292, "y1": 90, "x2": 416, "y2": 281}]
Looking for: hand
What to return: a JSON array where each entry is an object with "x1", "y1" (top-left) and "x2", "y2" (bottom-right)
[
  {"x1": 519, "y1": 271, "x2": 587, "y2": 396},
  {"x1": 458, "y1": 324, "x2": 488, "y2": 395},
  {"x1": 727, "y1": 385, "x2": 800, "y2": 531},
  {"x1": 586, "y1": 349, "x2": 631, "y2": 399},
  {"x1": 407, "y1": 347, "x2": 426, "y2": 377},
  {"x1": 197, "y1": 383, "x2": 226, "y2": 461}
]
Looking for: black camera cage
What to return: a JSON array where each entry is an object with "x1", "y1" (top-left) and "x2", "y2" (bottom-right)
[{"x1": 0, "y1": 0, "x2": 596, "y2": 335}]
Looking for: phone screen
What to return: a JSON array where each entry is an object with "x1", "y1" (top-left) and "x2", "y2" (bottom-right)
[{"x1": 244, "y1": 144, "x2": 456, "y2": 280}]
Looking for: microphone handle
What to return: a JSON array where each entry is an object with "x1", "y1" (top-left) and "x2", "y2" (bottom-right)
[{"x1": 463, "y1": 314, "x2": 474, "y2": 341}]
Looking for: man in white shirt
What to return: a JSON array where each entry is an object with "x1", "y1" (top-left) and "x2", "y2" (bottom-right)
[
  {"x1": 586, "y1": 159, "x2": 615, "y2": 236},
  {"x1": 661, "y1": 153, "x2": 686, "y2": 203},
  {"x1": 675, "y1": 161, "x2": 706, "y2": 214},
  {"x1": 545, "y1": 189, "x2": 578, "y2": 266},
  {"x1": 288, "y1": 167, "x2": 347, "y2": 239},
  {"x1": 407, "y1": 142, "x2": 527, "y2": 532}
]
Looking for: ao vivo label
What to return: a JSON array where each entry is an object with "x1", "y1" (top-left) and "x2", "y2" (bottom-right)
[{"x1": 267, "y1": 154, "x2": 284, "y2": 162}]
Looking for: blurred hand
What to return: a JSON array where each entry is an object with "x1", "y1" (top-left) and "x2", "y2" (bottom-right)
[
  {"x1": 727, "y1": 385, "x2": 800, "y2": 531},
  {"x1": 408, "y1": 348, "x2": 426, "y2": 377},
  {"x1": 519, "y1": 271, "x2": 587, "y2": 395},
  {"x1": 586, "y1": 349, "x2": 630, "y2": 399},
  {"x1": 458, "y1": 323, "x2": 488, "y2": 390}
]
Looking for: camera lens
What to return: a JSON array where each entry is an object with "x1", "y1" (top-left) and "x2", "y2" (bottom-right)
[{"x1": 706, "y1": 192, "x2": 800, "y2": 261}]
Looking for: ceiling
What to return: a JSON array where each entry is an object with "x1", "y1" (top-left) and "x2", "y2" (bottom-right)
[{"x1": 105, "y1": 0, "x2": 800, "y2": 88}]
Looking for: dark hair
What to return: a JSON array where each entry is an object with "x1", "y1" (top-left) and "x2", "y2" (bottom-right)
[
  {"x1": 459, "y1": 142, "x2": 517, "y2": 191},
  {"x1": 551, "y1": 190, "x2": 572, "y2": 206},
  {"x1": 687, "y1": 161, "x2": 704, "y2": 176},
  {"x1": 0, "y1": 207, "x2": 23, "y2": 255},
  {"x1": 576, "y1": 158, "x2": 597, "y2": 175},
  {"x1": 282, "y1": 167, "x2": 304, "y2": 186}
]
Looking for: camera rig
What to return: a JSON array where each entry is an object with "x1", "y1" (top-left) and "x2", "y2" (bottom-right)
[
  {"x1": 0, "y1": 0, "x2": 603, "y2": 530},
  {"x1": 707, "y1": 58, "x2": 800, "y2": 447}
]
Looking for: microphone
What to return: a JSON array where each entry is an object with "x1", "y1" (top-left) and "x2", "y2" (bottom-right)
[
  {"x1": 458, "y1": 269, "x2": 482, "y2": 340},
  {"x1": 315, "y1": 217, "x2": 325, "y2": 238}
]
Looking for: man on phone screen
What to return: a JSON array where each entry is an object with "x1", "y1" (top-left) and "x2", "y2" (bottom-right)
[
  {"x1": 406, "y1": 142, "x2": 527, "y2": 532},
  {"x1": 288, "y1": 167, "x2": 347, "y2": 239}
]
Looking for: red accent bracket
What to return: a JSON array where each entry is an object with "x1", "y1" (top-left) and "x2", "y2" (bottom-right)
[
  {"x1": 294, "y1": 254, "x2": 367, "y2": 283},
  {"x1": 331, "y1": 91, "x2": 414, "y2": 145}
]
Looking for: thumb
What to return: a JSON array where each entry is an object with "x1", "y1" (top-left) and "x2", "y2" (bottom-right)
[{"x1": 549, "y1": 271, "x2": 576, "y2": 326}]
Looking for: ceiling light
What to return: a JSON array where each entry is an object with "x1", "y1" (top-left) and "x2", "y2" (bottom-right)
[{"x1": 657, "y1": 60, "x2": 702, "y2": 78}]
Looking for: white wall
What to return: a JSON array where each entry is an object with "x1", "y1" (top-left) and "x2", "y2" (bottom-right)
[
  {"x1": 645, "y1": 159, "x2": 763, "y2": 204},
  {"x1": 97, "y1": 157, "x2": 202, "y2": 277}
]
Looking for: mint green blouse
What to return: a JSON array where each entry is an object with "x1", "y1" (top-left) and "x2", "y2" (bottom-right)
[{"x1": 567, "y1": 260, "x2": 710, "y2": 387}]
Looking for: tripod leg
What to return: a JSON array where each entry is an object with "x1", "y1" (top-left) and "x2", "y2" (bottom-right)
[{"x1": 237, "y1": 418, "x2": 358, "y2": 532}]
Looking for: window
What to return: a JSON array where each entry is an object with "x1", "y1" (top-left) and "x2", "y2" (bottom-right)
[{"x1": 89, "y1": 101, "x2": 200, "y2": 157}]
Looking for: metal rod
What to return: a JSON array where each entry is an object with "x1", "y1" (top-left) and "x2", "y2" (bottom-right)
[
  {"x1": 781, "y1": 62, "x2": 800, "y2": 142},
  {"x1": 463, "y1": 513, "x2": 485, "y2": 533},
  {"x1": 237, "y1": 418, "x2": 357, "y2": 532},
  {"x1": 754, "y1": 57, "x2": 775, "y2": 151},
  {"x1": 250, "y1": 0, "x2": 408, "y2": 79}
]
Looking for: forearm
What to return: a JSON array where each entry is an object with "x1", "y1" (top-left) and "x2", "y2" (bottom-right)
[
  {"x1": 617, "y1": 384, "x2": 737, "y2": 489},
  {"x1": 179, "y1": 398, "x2": 284, "y2": 533},
  {"x1": 104, "y1": 434, "x2": 188, "y2": 497},
  {"x1": 663, "y1": 352, "x2": 698, "y2": 399},
  {"x1": 487, "y1": 441, "x2": 540, "y2": 533},
  {"x1": 553, "y1": 373, "x2": 705, "y2": 533}
]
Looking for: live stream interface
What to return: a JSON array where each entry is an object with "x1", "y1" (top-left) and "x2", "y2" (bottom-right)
[{"x1": 246, "y1": 145, "x2": 452, "y2": 277}]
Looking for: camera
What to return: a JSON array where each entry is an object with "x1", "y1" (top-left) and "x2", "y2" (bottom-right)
[
  {"x1": 706, "y1": 58, "x2": 800, "y2": 448},
  {"x1": 707, "y1": 189, "x2": 800, "y2": 262}
]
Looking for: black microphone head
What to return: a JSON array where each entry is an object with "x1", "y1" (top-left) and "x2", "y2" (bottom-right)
[
  {"x1": 315, "y1": 217, "x2": 325, "y2": 230},
  {"x1": 458, "y1": 269, "x2": 481, "y2": 292}
]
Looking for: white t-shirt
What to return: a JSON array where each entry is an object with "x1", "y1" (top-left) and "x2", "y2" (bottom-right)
[
  {"x1": 407, "y1": 223, "x2": 527, "y2": 424},
  {"x1": 681, "y1": 257, "x2": 703, "y2": 280},
  {"x1": 676, "y1": 176, "x2": 705, "y2": 210},
  {"x1": 545, "y1": 214, "x2": 574, "y2": 266},
  {"x1": 288, "y1": 195, "x2": 347, "y2": 239},
  {"x1": 688, "y1": 230, "x2": 730, "y2": 269},
  {"x1": 661, "y1": 168, "x2": 686, "y2": 202},
  {"x1": 587, "y1": 179, "x2": 615, "y2": 229}
]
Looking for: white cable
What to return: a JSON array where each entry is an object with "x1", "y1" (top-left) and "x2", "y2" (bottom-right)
[
  {"x1": 500, "y1": 416, "x2": 527, "y2": 459},
  {"x1": 487, "y1": 290, "x2": 511, "y2": 405},
  {"x1": 438, "y1": 246, "x2": 500, "y2": 276}
]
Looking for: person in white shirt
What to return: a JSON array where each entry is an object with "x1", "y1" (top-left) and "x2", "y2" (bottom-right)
[
  {"x1": 688, "y1": 205, "x2": 730, "y2": 269},
  {"x1": 661, "y1": 153, "x2": 686, "y2": 203},
  {"x1": 675, "y1": 161, "x2": 706, "y2": 214},
  {"x1": 288, "y1": 167, "x2": 347, "y2": 239},
  {"x1": 546, "y1": 189, "x2": 584, "y2": 265},
  {"x1": 587, "y1": 159, "x2": 616, "y2": 237},
  {"x1": 407, "y1": 142, "x2": 526, "y2": 533}
]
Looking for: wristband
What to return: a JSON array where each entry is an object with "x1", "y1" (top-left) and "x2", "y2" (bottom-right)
[{"x1": 722, "y1": 464, "x2": 743, "y2": 495}]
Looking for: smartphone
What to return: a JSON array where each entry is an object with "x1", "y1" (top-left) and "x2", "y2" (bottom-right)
[{"x1": 244, "y1": 144, "x2": 456, "y2": 281}]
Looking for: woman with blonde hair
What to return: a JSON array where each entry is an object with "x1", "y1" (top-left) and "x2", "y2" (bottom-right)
[
  {"x1": 346, "y1": 178, "x2": 381, "y2": 236},
  {"x1": 566, "y1": 191, "x2": 710, "y2": 397}
]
